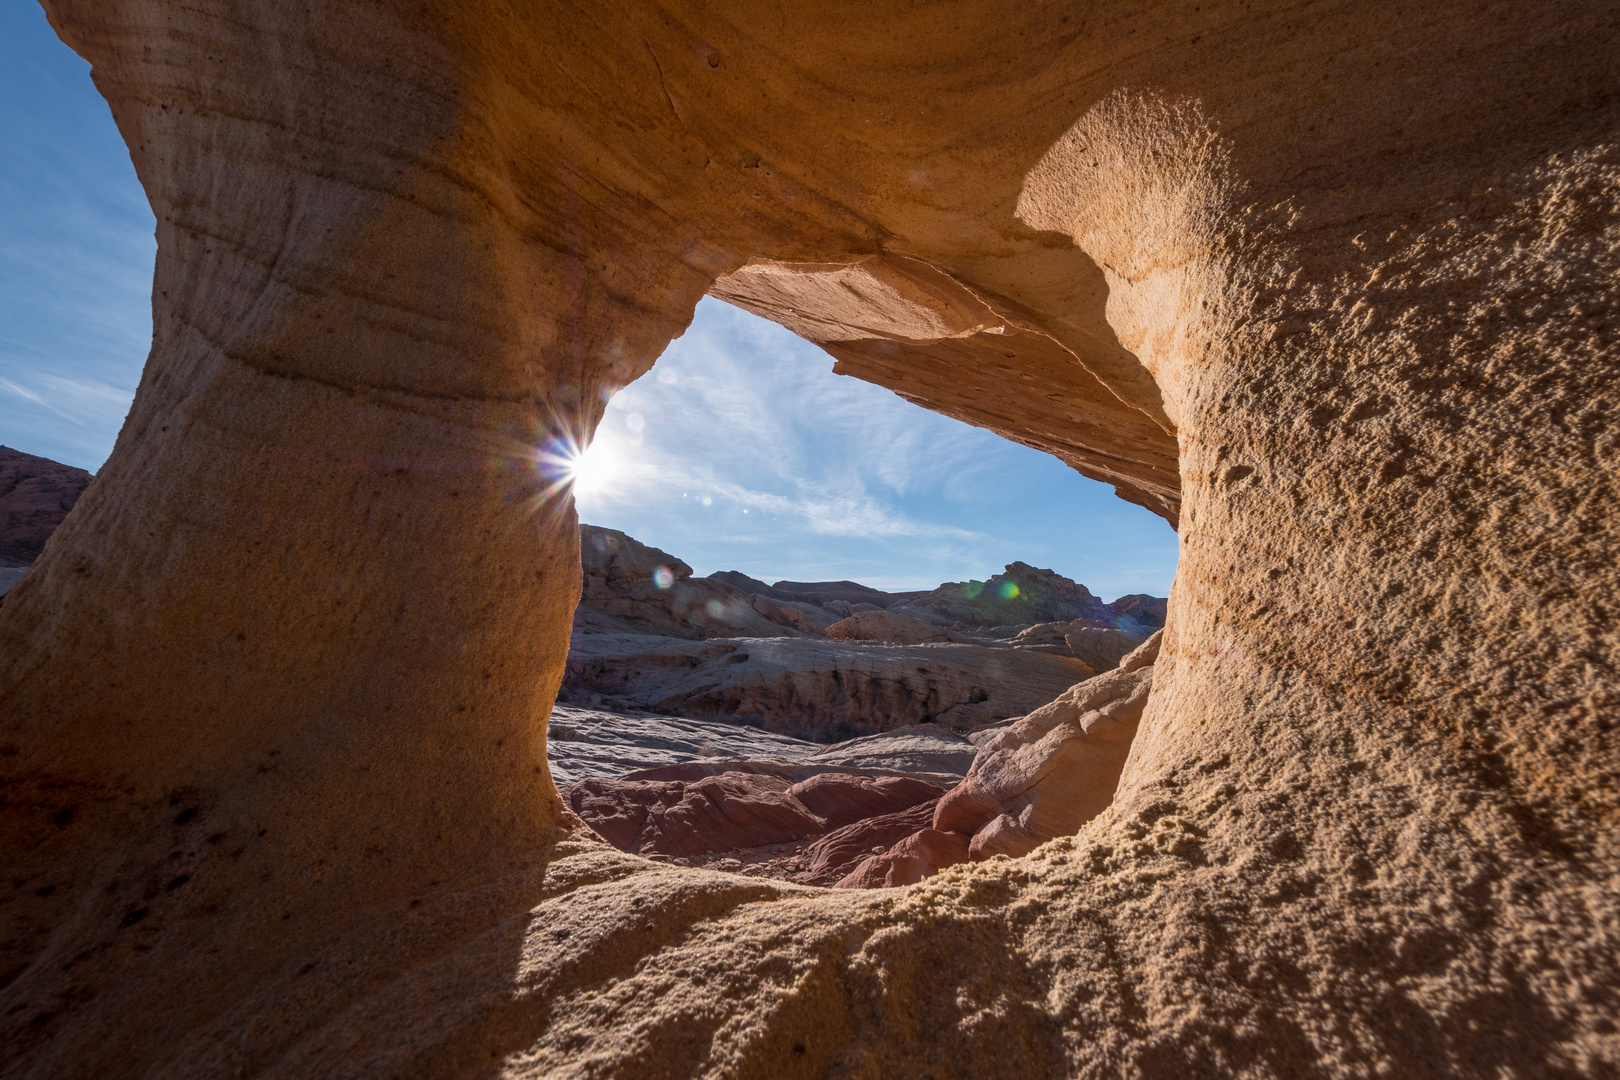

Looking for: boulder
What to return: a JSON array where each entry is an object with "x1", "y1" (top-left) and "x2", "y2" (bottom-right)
[
  {"x1": 748, "y1": 594, "x2": 842, "y2": 633},
  {"x1": 750, "y1": 594, "x2": 811, "y2": 631},
  {"x1": 776, "y1": 599, "x2": 843, "y2": 631},
  {"x1": 835, "y1": 828, "x2": 972, "y2": 888},
  {"x1": 831, "y1": 631, "x2": 1164, "y2": 889},
  {"x1": 1062, "y1": 626, "x2": 1148, "y2": 673},
  {"x1": 797, "y1": 800, "x2": 939, "y2": 884},
  {"x1": 824, "y1": 609, "x2": 949, "y2": 644},
  {"x1": 935, "y1": 631, "x2": 1162, "y2": 843}
]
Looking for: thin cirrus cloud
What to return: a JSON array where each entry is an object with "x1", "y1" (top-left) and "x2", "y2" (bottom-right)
[
  {"x1": 1, "y1": 4, "x2": 151, "y2": 470},
  {"x1": 574, "y1": 298, "x2": 1180, "y2": 598}
]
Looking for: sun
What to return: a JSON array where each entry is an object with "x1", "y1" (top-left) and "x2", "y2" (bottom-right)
[
  {"x1": 565, "y1": 438, "x2": 617, "y2": 496},
  {"x1": 538, "y1": 433, "x2": 618, "y2": 499}
]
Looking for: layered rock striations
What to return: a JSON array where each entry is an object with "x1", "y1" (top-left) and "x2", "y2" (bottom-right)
[
  {"x1": 562, "y1": 631, "x2": 1092, "y2": 741},
  {"x1": 565, "y1": 769, "x2": 942, "y2": 859},
  {"x1": 1, "y1": 1, "x2": 1615, "y2": 1078},
  {"x1": 566, "y1": 525, "x2": 1162, "y2": 740}
]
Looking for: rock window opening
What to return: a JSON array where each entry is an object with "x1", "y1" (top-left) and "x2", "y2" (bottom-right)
[{"x1": 549, "y1": 296, "x2": 1178, "y2": 888}]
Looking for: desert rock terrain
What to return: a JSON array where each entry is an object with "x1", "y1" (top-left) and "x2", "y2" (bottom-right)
[
  {"x1": 564, "y1": 523, "x2": 1160, "y2": 740},
  {"x1": 1, "y1": 0, "x2": 1616, "y2": 1077}
]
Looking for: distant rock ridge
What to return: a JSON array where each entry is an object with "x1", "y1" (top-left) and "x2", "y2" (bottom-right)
[
  {"x1": 576, "y1": 525, "x2": 801, "y2": 640},
  {"x1": 576, "y1": 523, "x2": 1166, "y2": 640},
  {"x1": 566, "y1": 524, "x2": 1169, "y2": 742},
  {"x1": 0, "y1": 446, "x2": 92, "y2": 569},
  {"x1": 707, "y1": 570, "x2": 924, "y2": 610}
]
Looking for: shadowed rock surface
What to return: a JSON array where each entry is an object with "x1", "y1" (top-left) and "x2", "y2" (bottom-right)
[
  {"x1": 1062, "y1": 626, "x2": 1148, "y2": 673},
  {"x1": 798, "y1": 801, "x2": 942, "y2": 885},
  {"x1": 0, "y1": 447, "x2": 91, "y2": 569},
  {"x1": 806, "y1": 724, "x2": 978, "y2": 784},
  {"x1": 1, "y1": 1, "x2": 1615, "y2": 1077},
  {"x1": 824, "y1": 609, "x2": 951, "y2": 644}
]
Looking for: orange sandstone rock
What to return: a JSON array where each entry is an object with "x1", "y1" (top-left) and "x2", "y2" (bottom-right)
[{"x1": 1, "y1": 0, "x2": 1615, "y2": 1076}]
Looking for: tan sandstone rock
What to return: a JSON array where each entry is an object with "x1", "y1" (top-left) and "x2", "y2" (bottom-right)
[
  {"x1": 823, "y1": 609, "x2": 950, "y2": 644},
  {"x1": 1, "y1": 1, "x2": 1614, "y2": 1077},
  {"x1": 935, "y1": 631, "x2": 1161, "y2": 847},
  {"x1": 843, "y1": 631, "x2": 1162, "y2": 884},
  {"x1": 1062, "y1": 625, "x2": 1148, "y2": 673}
]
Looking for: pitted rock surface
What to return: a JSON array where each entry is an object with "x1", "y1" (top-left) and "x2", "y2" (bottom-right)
[{"x1": 1, "y1": 2, "x2": 1614, "y2": 1078}]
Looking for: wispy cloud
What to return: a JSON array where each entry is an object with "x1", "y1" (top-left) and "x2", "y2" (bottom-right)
[
  {"x1": 0, "y1": 372, "x2": 133, "y2": 427},
  {"x1": 569, "y1": 297, "x2": 1180, "y2": 596}
]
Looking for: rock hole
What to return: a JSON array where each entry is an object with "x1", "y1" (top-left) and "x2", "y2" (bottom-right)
[{"x1": 550, "y1": 297, "x2": 1177, "y2": 889}]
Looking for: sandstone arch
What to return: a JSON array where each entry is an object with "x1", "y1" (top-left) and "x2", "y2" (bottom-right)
[{"x1": 2, "y1": 1, "x2": 1616, "y2": 1077}]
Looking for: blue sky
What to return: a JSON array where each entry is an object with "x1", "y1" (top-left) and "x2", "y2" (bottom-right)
[{"x1": 1, "y1": 2, "x2": 1180, "y2": 598}]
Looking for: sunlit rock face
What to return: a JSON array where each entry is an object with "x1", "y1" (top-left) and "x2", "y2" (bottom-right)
[
  {"x1": 575, "y1": 525, "x2": 799, "y2": 639},
  {"x1": 1, "y1": 1, "x2": 1616, "y2": 1078}
]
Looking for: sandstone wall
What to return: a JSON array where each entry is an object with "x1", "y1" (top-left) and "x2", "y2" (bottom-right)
[{"x1": 1, "y1": 1, "x2": 1615, "y2": 1077}]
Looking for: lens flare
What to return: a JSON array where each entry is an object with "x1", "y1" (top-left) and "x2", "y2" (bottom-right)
[{"x1": 537, "y1": 433, "x2": 617, "y2": 498}]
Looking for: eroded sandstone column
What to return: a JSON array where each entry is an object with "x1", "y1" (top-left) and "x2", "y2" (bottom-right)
[{"x1": 1, "y1": 3, "x2": 710, "y2": 1060}]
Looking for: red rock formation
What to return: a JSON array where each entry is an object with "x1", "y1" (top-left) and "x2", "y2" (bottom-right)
[
  {"x1": 837, "y1": 828, "x2": 973, "y2": 889},
  {"x1": 798, "y1": 800, "x2": 940, "y2": 884},
  {"x1": 0, "y1": 446, "x2": 91, "y2": 567},
  {"x1": 565, "y1": 770, "x2": 942, "y2": 858}
]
